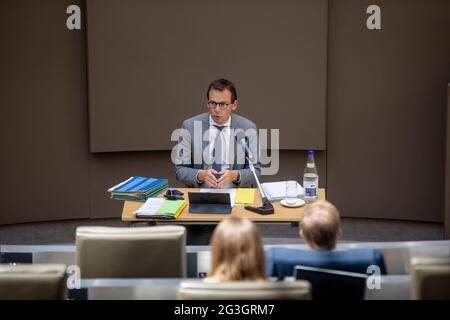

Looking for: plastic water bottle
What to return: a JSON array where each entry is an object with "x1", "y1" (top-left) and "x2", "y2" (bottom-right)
[{"x1": 303, "y1": 150, "x2": 319, "y2": 202}]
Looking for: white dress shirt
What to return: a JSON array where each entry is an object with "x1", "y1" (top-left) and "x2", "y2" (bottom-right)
[
  {"x1": 206, "y1": 115, "x2": 231, "y2": 171},
  {"x1": 195, "y1": 115, "x2": 240, "y2": 188}
]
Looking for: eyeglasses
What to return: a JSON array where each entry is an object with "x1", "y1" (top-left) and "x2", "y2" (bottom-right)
[{"x1": 207, "y1": 101, "x2": 233, "y2": 110}]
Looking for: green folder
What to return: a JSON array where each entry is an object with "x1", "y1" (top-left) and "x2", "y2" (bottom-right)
[{"x1": 155, "y1": 200, "x2": 186, "y2": 218}]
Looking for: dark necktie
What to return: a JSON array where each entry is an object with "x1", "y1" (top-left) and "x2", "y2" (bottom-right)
[{"x1": 212, "y1": 125, "x2": 225, "y2": 172}]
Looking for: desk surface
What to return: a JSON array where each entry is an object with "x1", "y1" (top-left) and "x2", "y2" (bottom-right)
[{"x1": 121, "y1": 188, "x2": 326, "y2": 223}]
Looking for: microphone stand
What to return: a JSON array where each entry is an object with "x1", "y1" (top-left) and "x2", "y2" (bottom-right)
[{"x1": 244, "y1": 157, "x2": 274, "y2": 215}]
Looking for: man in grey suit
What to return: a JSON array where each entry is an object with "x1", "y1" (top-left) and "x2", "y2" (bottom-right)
[{"x1": 175, "y1": 78, "x2": 260, "y2": 188}]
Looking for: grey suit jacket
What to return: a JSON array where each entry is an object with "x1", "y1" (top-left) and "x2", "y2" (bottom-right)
[{"x1": 174, "y1": 112, "x2": 261, "y2": 187}]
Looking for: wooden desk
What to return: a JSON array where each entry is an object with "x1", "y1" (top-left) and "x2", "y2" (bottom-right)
[{"x1": 121, "y1": 188, "x2": 326, "y2": 226}]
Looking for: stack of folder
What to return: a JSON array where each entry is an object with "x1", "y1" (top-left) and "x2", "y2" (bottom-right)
[
  {"x1": 108, "y1": 176, "x2": 168, "y2": 201},
  {"x1": 133, "y1": 198, "x2": 187, "y2": 219}
]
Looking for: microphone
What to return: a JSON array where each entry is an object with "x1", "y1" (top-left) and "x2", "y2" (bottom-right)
[
  {"x1": 239, "y1": 137, "x2": 255, "y2": 161},
  {"x1": 239, "y1": 137, "x2": 274, "y2": 215}
]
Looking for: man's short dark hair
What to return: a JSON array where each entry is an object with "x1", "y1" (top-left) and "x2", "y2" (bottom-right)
[{"x1": 207, "y1": 78, "x2": 238, "y2": 102}]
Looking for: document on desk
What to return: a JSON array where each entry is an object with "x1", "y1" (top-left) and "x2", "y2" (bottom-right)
[
  {"x1": 261, "y1": 181, "x2": 304, "y2": 201},
  {"x1": 200, "y1": 189, "x2": 236, "y2": 207},
  {"x1": 134, "y1": 198, "x2": 186, "y2": 219},
  {"x1": 133, "y1": 198, "x2": 165, "y2": 216},
  {"x1": 235, "y1": 188, "x2": 255, "y2": 204}
]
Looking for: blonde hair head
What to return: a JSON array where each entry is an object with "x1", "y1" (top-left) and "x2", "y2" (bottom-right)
[
  {"x1": 300, "y1": 200, "x2": 341, "y2": 250},
  {"x1": 209, "y1": 216, "x2": 266, "y2": 281}
]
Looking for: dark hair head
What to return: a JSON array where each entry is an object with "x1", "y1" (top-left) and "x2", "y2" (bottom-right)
[{"x1": 207, "y1": 78, "x2": 237, "y2": 102}]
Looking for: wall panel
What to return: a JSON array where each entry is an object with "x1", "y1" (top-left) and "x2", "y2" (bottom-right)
[
  {"x1": 0, "y1": 0, "x2": 90, "y2": 224},
  {"x1": 86, "y1": 0, "x2": 328, "y2": 152},
  {"x1": 327, "y1": 0, "x2": 450, "y2": 222}
]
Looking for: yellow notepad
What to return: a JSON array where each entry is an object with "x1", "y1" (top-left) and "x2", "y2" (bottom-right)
[{"x1": 235, "y1": 188, "x2": 256, "y2": 204}]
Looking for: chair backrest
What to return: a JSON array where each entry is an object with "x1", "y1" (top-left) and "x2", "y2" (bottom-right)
[
  {"x1": 380, "y1": 246, "x2": 450, "y2": 275},
  {"x1": 82, "y1": 278, "x2": 183, "y2": 300},
  {"x1": 178, "y1": 280, "x2": 311, "y2": 300},
  {"x1": 266, "y1": 247, "x2": 386, "y2": 279},
  {"x1": 0, "y1": 264, "x2": 67, "y2": 300},
  {"x1": 363, "y1": 275, "x2": 411, "y2": 300},
  {"x1": 295, "y1": 265, "x2": 368, "y2": 300},
  {"x1": 76, "y1": 226, "x2": 186, "y2": 278},
  {"x1": 410, "y1": 256, "x2": 450, "y2": 300}
]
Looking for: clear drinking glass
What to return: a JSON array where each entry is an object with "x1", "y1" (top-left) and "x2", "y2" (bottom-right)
[{"x1": 285, "y1": 180, "x2": 298, "y2": 205}]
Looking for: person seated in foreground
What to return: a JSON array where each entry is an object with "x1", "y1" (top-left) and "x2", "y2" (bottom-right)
[
  {"x1": 205, "y1": 216, "x2": 267, "y2": 282},
  {"x1": 266, "y1": 200, "x2": 387, "y2": 278}
]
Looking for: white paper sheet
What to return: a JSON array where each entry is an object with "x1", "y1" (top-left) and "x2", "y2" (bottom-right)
[
  {"x1": 261, "y1": 181, "x2": 304, "y2": 201},
  {"x1": 133, "y1": 198, "x2": 165, "y2": 216}
]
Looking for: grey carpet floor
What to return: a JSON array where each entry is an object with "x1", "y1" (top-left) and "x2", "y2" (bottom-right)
[{"x1": 0, "y1": 218, "x2": 443, "y2": 245}]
